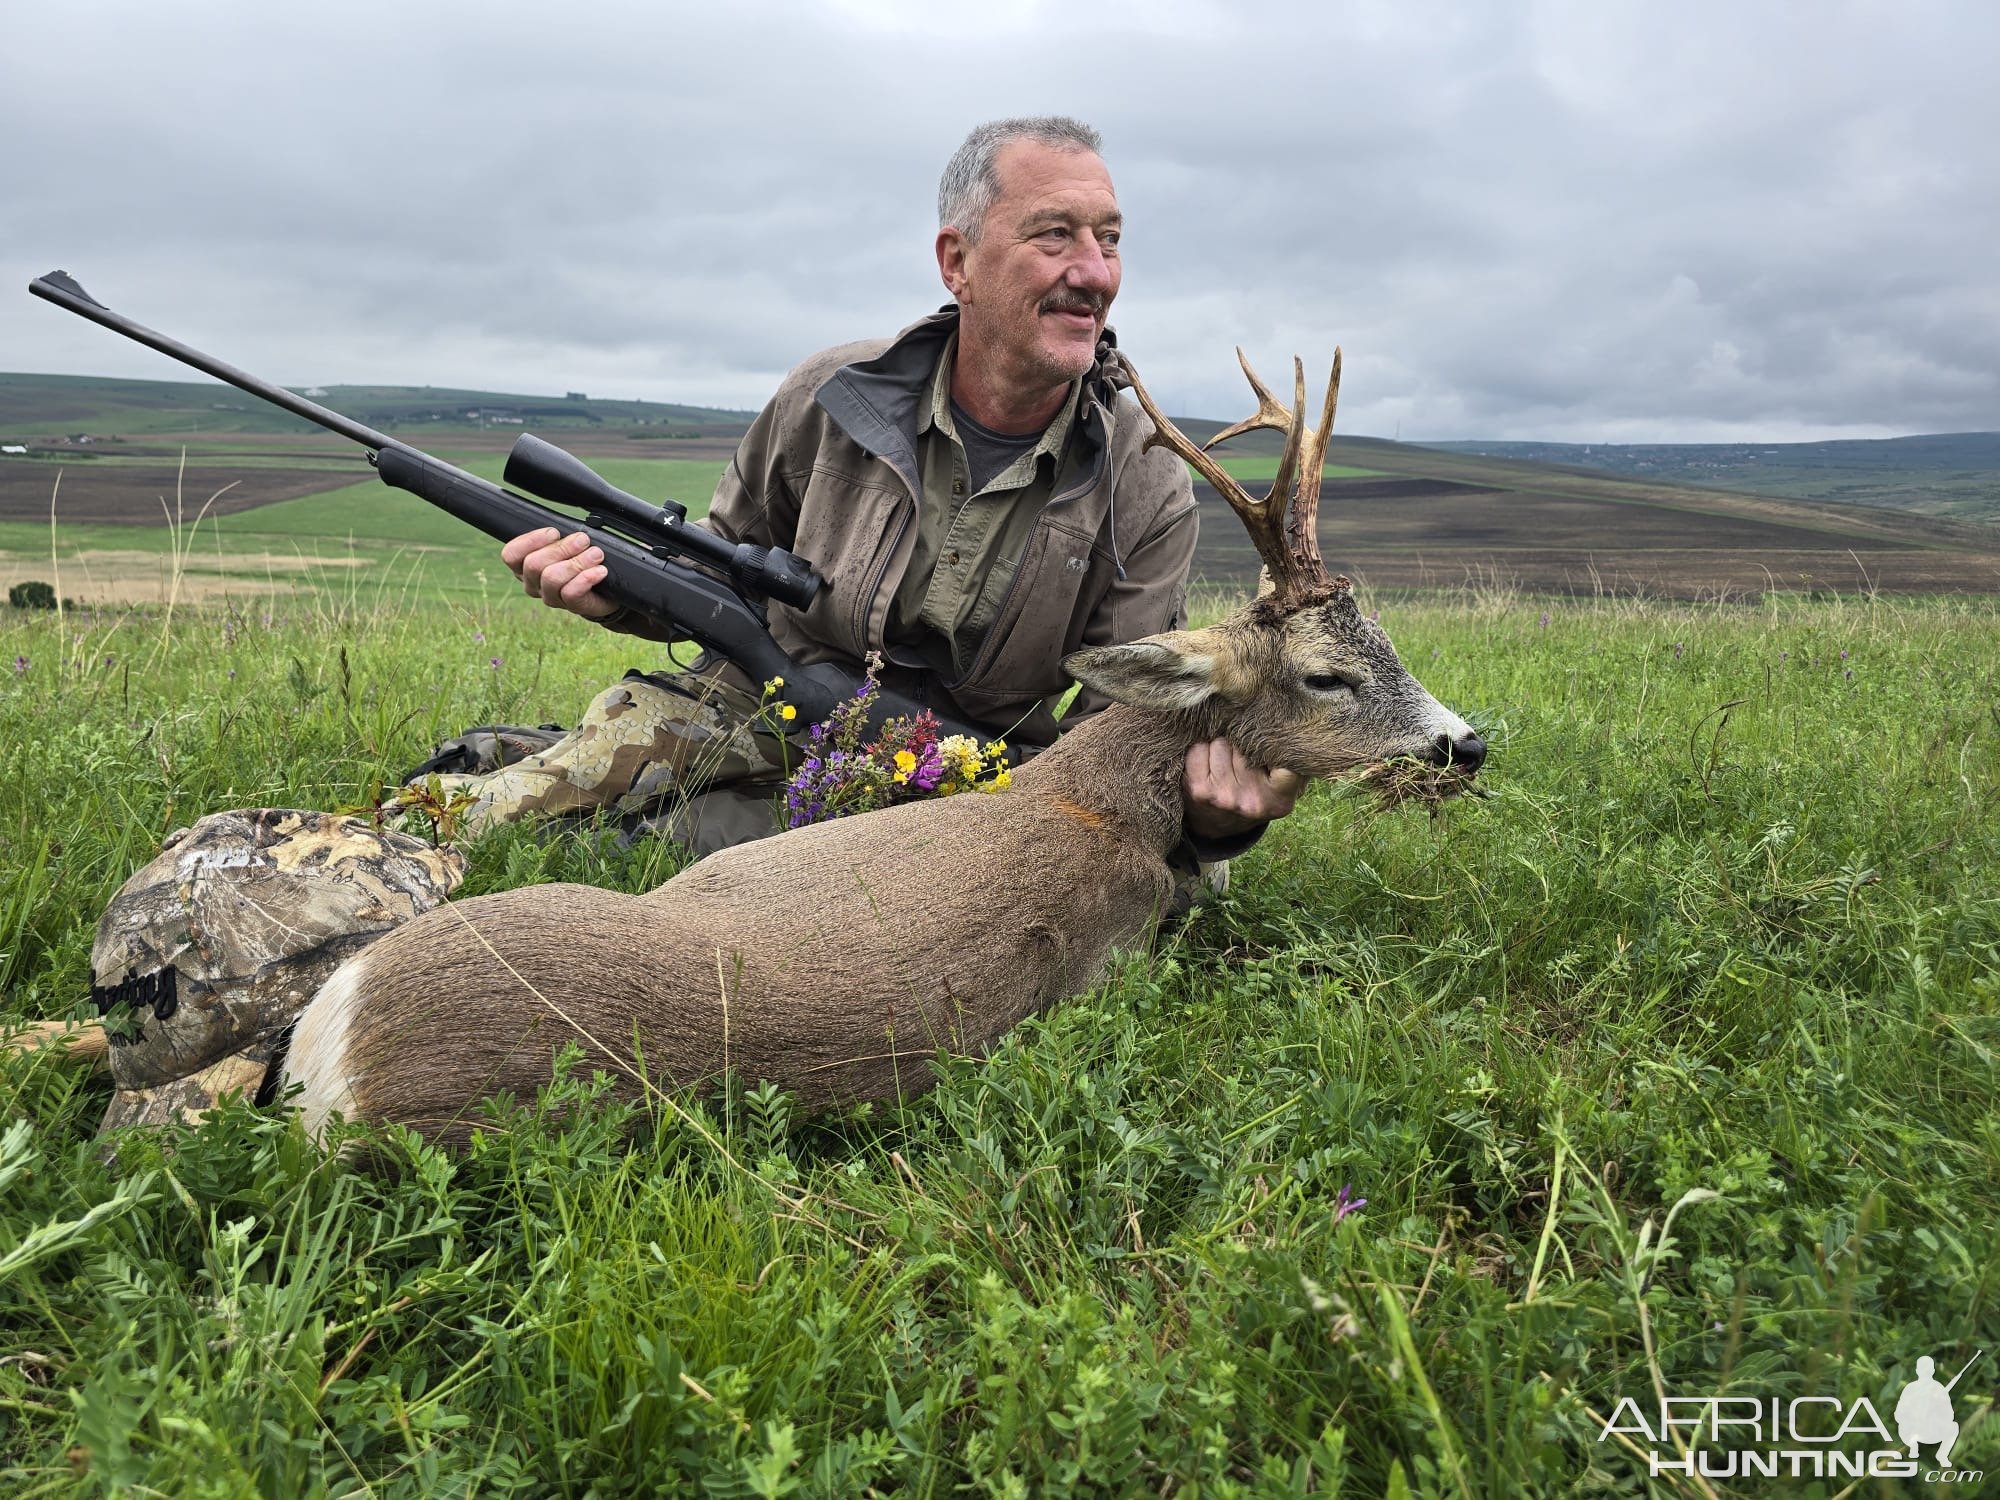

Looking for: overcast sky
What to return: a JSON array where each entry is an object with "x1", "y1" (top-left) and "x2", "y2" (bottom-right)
[{"x1": 3, "y1": 0, "x2": 1994, "y2": 442}]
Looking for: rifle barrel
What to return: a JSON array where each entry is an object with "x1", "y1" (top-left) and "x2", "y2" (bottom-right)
[
  {"x1": 28, "y1": 270, "x2": 393, "y2": 451},
  {"x1": 1943, "y1": 1349, "x2": 1983, "y2": 1393}
]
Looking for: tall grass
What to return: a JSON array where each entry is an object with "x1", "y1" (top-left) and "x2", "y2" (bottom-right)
[{"x1": 1, "y1": 584, "x2": 1996, "y2": 1495}]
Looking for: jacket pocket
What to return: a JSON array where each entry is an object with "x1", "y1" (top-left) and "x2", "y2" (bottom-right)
[
  {"x1": 950, "y1": 516, "x2": 1099, "y2": 713},
  {"x1": 787, "y1": 462, "x2": 913, "y2": 660}
]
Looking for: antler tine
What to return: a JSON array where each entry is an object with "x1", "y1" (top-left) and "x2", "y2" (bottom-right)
[
  {"x1": 1201, "y1": 348, "x2": 1307, "y2": 524},
  {"x1": 1201, "y1": 346, "x2": 1295, "y2": 450},
  {"x1": 1288, "y1": 348, "x2": 1343, "y2": 589},
  {"x1": 1120, "y1": 354, "x2": 1297, "y2": 589},
  {"x1": 1263, "y1": 356, "x2": 1307, "y2": 533}
]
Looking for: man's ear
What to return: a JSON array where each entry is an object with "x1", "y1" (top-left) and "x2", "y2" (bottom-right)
[
  {"x1": 1064, "y1": 629, "x2": 1231, "y2": 712},
  {"x1": 936, "y1": 227, "x2": 970, "y2": 302}
]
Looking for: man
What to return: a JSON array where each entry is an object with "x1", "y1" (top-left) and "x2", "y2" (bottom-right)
[
  {"x1": 1894, "y1": 1355, "x2": 1961, "y2": 1468},
  {"x1": 457, "y1": 116, "x2": 1299, "y2": 860}
]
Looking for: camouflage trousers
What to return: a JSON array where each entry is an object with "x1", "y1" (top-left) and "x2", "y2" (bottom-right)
[{"x1": 438, "y1": 662, "x2": 796, "y2": 857}]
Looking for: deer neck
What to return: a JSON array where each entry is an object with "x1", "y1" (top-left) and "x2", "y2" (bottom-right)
[{"x1": 1011, "y1": 703, "x2": 1210, "y2": 854}]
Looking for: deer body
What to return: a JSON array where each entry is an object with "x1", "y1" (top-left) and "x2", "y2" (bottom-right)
[
  {"x1": 281, "y1": 348, "x2": 1487, "y2": 1147},
  {"x1": 283, "y1": 705, "x2": 1197, "y2": 1142}
]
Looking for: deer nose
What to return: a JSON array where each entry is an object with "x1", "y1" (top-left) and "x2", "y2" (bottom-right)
[{"x1": 1427, "y1": 731, "x2": 1486, "y2": 773}]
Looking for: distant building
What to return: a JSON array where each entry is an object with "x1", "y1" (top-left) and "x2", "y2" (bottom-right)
[{"x1": 1, "y1": 444, "x2": 26, "y2": 455}]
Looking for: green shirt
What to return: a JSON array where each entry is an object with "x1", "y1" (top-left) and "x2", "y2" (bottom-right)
[{"x1": 887, "y1": 333, "x2": 1082, "y2": 676}]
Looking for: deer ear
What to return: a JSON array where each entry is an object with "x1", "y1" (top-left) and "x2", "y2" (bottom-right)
[{"x1": 1064, "y1": 630, "x2": 1224, "y2": 712}]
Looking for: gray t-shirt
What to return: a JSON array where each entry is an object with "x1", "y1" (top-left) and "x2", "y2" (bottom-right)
[{"x1": 950, "y1": 400, "x2": 1043, "y2": 496}]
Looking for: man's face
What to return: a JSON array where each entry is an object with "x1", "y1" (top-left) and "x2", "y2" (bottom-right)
[{"x1": 941, "y1": 142, "x2": 1123, "y2": 395}]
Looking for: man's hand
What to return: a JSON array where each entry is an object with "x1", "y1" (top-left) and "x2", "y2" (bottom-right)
[
  {"x1": 1184, "y1": 737, "x2": 1303, "y2": 841},
  {"x1": 501, "y1": 527, "x2": 617, "y2": 621}
]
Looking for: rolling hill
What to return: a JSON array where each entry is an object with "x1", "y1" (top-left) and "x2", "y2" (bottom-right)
[
  {"x1": 4, "y1": 373, "x2": 1998, "y2": 600},
  {"x1": 1426, "y1": 432, "x2": 2000, "y2": 524}
]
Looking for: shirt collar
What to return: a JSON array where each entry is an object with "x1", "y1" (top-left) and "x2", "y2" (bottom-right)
[{"x1": 921, "y1": 330, "x2": 1082, "y2": 472}]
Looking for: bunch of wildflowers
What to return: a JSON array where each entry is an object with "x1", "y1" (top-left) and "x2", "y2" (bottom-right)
[{"x1": 781, "y1": 653, "x2": 1009, "y2": 829}]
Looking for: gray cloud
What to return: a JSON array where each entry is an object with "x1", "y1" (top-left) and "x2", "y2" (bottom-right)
[{"x1": 3, "y1": 0, "x2": 1993, "y2": 441}]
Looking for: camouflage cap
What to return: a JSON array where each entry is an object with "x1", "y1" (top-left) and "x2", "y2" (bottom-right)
[{"x1": 91, "y1": 809, "x2": 464, "y2": 1133}]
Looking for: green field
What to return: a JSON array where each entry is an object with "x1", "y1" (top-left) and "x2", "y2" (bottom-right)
[
  {"x1": 2, "y1": 584, "x2": 1995, "y2": 1494},
  {"x1": 1430, "y1": 433, "x2": 2000, "y2": 526},
  {"x1": 0, "y1": 455, "x2": 731, "y2": 606},
  {"x1": 1212, "y1": 457, "x2": 1381, "y2": 485}
]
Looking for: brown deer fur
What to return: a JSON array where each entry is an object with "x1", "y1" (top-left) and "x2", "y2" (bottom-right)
[{"x1": 281, "y1": 586, "x2": 1481, "y2": 1147}]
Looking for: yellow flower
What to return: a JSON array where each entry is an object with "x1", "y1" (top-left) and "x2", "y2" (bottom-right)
[
  {"x1": 894, "y1": 749, "x2": 917, "y2": 778},
  {"x1": 779, "y1": 704, "x2": 797, "y2": 721},
  {"x1": 984, "y1": 769, "x2": 1012, "y2": 791},
  {"x1": 768, "y1": 676, "x2": 785, "y2": 689}
]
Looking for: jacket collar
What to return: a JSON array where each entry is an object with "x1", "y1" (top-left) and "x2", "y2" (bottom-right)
[{"x1": 813, "y1": 304, "x2": 1121, "y2": 502}]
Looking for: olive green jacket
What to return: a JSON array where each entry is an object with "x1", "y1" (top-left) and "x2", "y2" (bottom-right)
[{"x1": 691, "y1": 307, "x2": 1198, "y2": 747}]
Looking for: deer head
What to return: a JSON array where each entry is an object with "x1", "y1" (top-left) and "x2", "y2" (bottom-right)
[{"x1": 1069, "y1": 347, "x2": 1486, "y2": 801}]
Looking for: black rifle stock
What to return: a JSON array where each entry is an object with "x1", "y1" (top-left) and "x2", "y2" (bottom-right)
[{"x1": 27, "y1": 270, "x2": 1001, "y2": 745}]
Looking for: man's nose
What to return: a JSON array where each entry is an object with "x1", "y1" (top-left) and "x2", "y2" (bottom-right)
[{"x1": 1067, "y1": 237, "x2": 1116, "y2": 293}]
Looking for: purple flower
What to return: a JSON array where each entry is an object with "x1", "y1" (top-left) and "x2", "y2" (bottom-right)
[
  {"x1": 1672, "y1": 642, "x2": 1683, "y2": 659},
  {"x1": 1332, "y1": 1183, "x2": 1368, "y2": 1223},
  {"x1": 489, "y1": 656, "x2": 503, "y2": 669},
  {"x1": 473, "y1": 630, "x2": 486, "y2": 643},
  {"x1": 1539, "y1": 612, "x2": 1549, "y2": 628},
  {"x1": 1839, "y1": 649, "x2": 1849, "y2": 660},
  {"x1": 1844, "y1": 669, "x2": 1853, "y2": 680},
  {"x1": 261, "y1": 611, "x2": 273, "y2": 628},
  {"x1": 103, "y1": 653, "x2": 115, "y2": 668},
  {"x1": 227, "y1": 669, "x2": 237, "y2": 680},
  {"x1": 11, "y1": 654, "x2": 25, "y2": 674},
  {"x1": 1780, "y1": 650, "x2": 1788, "y2": 660}
]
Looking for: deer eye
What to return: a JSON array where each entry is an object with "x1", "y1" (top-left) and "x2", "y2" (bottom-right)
[{"x1": 1303, "y1": 672, "x2": 1355, "y2": 694}]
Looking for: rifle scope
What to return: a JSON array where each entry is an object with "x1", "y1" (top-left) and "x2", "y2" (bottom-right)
[{"x1": 505, "y1": 435, "x2": 822, "y2": 612}]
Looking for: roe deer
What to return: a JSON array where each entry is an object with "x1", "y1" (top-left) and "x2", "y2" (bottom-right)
[{"x1": 281, "y1": 348, "x2": 1486, "y2": 1146}]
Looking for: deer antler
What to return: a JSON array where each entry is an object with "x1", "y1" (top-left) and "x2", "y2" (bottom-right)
[
  {"x1": 1121, "y1": 346, "x2": 1343, "y2": 605},
  {"x1": 1288, "y1": 349, "x2": 1341, "y2": 589}
]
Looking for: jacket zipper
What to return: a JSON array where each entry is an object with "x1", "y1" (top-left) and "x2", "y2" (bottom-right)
[{"x1": 860, "y1": 462, "x2": 919, "y2": 656}]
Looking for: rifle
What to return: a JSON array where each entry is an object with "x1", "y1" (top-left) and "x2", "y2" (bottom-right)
[{"x1": 27, "y1": 270, "x2": 1002, "y2": 746}]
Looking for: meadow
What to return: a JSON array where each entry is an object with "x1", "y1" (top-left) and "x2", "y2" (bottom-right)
[{"x1": 1, "y1": 566, "x2": 1997, "y2": 1495}]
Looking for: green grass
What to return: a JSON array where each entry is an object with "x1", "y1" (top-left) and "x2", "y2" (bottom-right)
[{"x1": 2, "y1": 586, "x2": 1997, "y2": 1494}]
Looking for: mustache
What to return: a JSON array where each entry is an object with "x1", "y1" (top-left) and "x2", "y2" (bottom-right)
[{"x1": 1039, "y1": 291, "x2": 1105, "y2": 317}]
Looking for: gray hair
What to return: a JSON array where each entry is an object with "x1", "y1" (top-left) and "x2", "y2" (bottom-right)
[{"x1": 938, "y1": 116, "x2": 1104, "y2": 243}]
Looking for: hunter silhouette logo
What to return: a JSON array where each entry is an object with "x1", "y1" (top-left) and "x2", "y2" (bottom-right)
[
  {"x1": 1896, "y1": 1351, "x2": 1980, "y2": 1469},
  {"x1": 1599, "y1": 1350, "x2": 1987, "y2": 1483}
]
